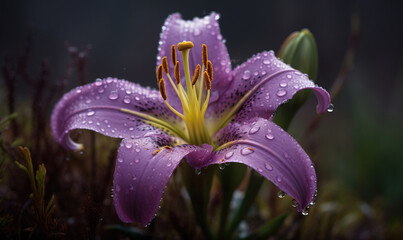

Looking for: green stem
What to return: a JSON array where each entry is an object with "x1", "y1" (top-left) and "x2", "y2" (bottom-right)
[{"x1": 181, "y1": 163, "x2": 214, "y2": 240}]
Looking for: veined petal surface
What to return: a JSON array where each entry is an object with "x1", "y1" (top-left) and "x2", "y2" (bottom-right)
[
  {"x1": 51, "y1": 78, "x2": 183, "y2": 150},
  {"x1": 157, "y1": 12, "x2": 232, "y2": 108},
  {"x1": 209, "y1": 117, "x2": 316, "y2": 211},
  {"x1": 208, "y1": 51, "x2": 330, "y2": 122},
  {"x1": 113, "y1": 136, "x2": 212, "y2": 225}
]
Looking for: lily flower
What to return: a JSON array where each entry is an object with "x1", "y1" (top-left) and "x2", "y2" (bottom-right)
[{"x1": 51, "y1": 12, "x2": 331, "y2": 225}]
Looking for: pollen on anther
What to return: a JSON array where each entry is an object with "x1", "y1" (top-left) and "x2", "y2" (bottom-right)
[
  {"x1": 174, "y1": 61, "x2": 180, "y2": 84},
  {"x1": 156, "y1": 65, "x2": 163, "y2": 82},
  {"x1": 202, "y1": 44, "x2": 208, "y2": 66},
  {"x1": 204, "y1": 71, "x2": 211, "y2": 90},
  {"x1": 171, "y1": 45, "x2": 177, "y2": 65},
  {"x1": 162, "y1": 57, "x2": 169, "y2": 73},
  {"x1": 177, "y1": 41, "x2": 194, "y2": 51},
  {"x1": 192, "y1": 64, "x2": 201, "y2": 85},
  {"x1": 159, "y1": 78, "x2": 167, "y2": 100},
  {"x1": 207, "y1": 60, "x2": 213, "y2": 81}
]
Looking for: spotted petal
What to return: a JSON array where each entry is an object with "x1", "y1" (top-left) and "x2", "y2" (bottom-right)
[
  {"x1": 208, "y1": 51, "x2": 330, "y2": 123},
  {"x1": 113, "y1": 136, "x2": 212, "y2": 224},
  {"x1": 51, "y1": 78, "x2": 184, "y2": 150},
  {"x1": 208, "y1": 117, "x2": 316, "y2": 211},
  {"x1": 157, "y1": 12, "x2": 232, "y2": 108}
]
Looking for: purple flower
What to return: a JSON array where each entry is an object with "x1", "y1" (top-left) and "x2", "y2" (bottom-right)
[{"x1": 51, "y1": 13, "x2": 331, "y2": 225}]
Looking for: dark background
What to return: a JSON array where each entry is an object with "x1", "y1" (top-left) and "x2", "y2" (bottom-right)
[{"x1": 1, "y1": 0, "x2": 403, "y2": 237}]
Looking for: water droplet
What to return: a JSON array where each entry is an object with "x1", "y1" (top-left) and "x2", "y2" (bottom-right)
[
  {"x1": 277, "y1": 191, "x2": 285, "y2": 198},
  {"x1": 125, "y1": 142, "x2": 132, "y2": 149},
  {"x1": 286, "y1": 74, "x2": 292, "y2": 79},
  {"x1": 280, "y1": 82, "x2": 288, "y2": 87},
  {"x1": 135, "y1": 149, "x2": 141, "y2": 153},
  {"x1": 219, "y1": 164, "x2": 226, "y2": 170},
  {"x1": 225, "y1": 151, "x2": 234, "y2": 159},
  {"x1": 265, "y1": 134, "x2": 274, "y2": 140},
  {"x1": 95, "y1": 79, "x2": 103, "y2": 86},
  {"x1": 134, "y1": 159, "x2": 140, "y2": 163},
  {"x1": 291, "y1": 199, "x2": 298, "y2": 207},
  {"x1": 276, "y1": 90, "x2": 287, "y2": 97},
  {"x1": 166, "y1": 162, "x2": 172, "y2": 167},
  {"x1": 117, "y1": 158, "x2": 123, "y2": 163},
  {"x1": 264, "y1": 163, "x2": 273, "y2": 171},
  {"x1": 135, "y1": 96, "x2": 140, "y2": 101},
  {"x1": 327, "y1": 103, "x2": 334, "y2": 113},
  {"x1": 195, "y1": 169, "x2": 202, "y2": 175},
  {"x1": 310, "y1": 175, "x2": 315, "y2": 181},
  {"x1": 241, "y1": 147, "x2": 254, "y2": 155},
  {"x1": 76, "y1": 89, "x2": 81, "y2": 93},
  {"x1": 242, "y1": 70, "x2": 251, "y2": 80},
  {"x1": 86, "y1": 110, "x2": 95, "y2": 116},
  {"x1": 249, "y1": 126, "x2": 260, "y2": 135},
  {"x1": 257, "y1": 168, "x2": 263, "y2": 173},
  {"x1": 302, "y1": 206, "x2": 310, "y2": 216},
  {"x1": 310, "y1": 197, "x2": 316, "y2": 206},
  {"x1": 108, "y1": 91, "x2": 119, "y2": 100},
  {"x1": 123, "y1": 96, "x2": 131, "y2": 104},
  {"x1": 263, "y1": 59, "x2": 271, "y2": 65}
]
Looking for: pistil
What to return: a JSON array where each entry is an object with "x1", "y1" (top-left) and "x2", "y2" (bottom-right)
[{"x1": 157, "y1": 41, "x2": 213, "y2": 146}]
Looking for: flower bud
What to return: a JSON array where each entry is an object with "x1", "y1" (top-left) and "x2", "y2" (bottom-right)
[
  {"x1": 278, "y1": 29, "x2": 318, "y2": 81},
  {"x1": 274, "y1": 29, "x2": 319, "y2": 129}
]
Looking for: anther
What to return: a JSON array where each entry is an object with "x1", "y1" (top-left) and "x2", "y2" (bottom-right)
[
  {"x1": 177, "y1": 41, "x2": 194, "y2": 51},
  {"x1": 159, "y1": 78, "x2": 167, "y2": 100},
  {"x1": 152, "y1": 146, "x2": 172, "y2": 156},
  {"x1": 192, "y1": 64, "x2": 201, "y2": 85},
  {"x1": 156, "y1": 65, "x2": 163, "y2": 82},
  {"x1": 174, "y1": 61, "x2": 180, "y2": 84},
  {"x1": 202, "y1": 44, "x2": 208, "y2": 66},
  {"x1": 203, "y1": 71, "x2": 211, "y2": 90},
  {"x1": 162, "y1": 57, "x2": 169, "y2": 73},
  {"x1": 207, "y1": 60, "x2": 213, "y2": 81},
  {"x1": 171, "y1": 45, "x2": 177, "y2": 65}
]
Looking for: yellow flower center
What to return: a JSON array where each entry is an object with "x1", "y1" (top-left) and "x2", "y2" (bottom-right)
[{"x1": 157, "y1": 41, "x2": 213, "y2": 146}]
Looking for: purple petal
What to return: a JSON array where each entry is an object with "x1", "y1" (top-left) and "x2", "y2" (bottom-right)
[
  {"x1": 51, "y1": 78, "x2": 183, "y2": 150},
  {"x1": 157, "y1": 12, "x2": 232, "y2": 108},
  {"x1": 208, "y1": 51, "x2": 330, "y2": 121},
  {"x1": 209, "y1": 117, "x2": 316, "y2": 211},
  {"x1": 113, "y1": 137, "x2": 213, "y2": 225}
]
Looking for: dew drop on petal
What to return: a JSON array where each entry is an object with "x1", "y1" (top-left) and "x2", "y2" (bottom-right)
[
  {"x1": 302, "y1": 206, "x2": 310, "y2": 216},
  {"x1": 87, "y1": 110, "x2": 95, "y2": 116},
  {"x1": 225, "y1": 151, "x2": 234, "y2": 159},
  {"x1": 277, "y1": 176, "x2": 282, "y2": 182},
  {"x1": 257, "y1": 168, "x2": 263, "y2": 173},
  {"x1": 327, "y1": 103, "x2": 334, "y2": 113},
  {"x1": 276, "y1": 90, "x2": 287, "y2": 97},
  {"x1": 242, "y1": 70, "x2": 251, "y2": 80},
  {"x1": 241, "y1": 147, "x2": 254, "y2": 155},
  {"x1": 135, "y1": 148, "x2": 141, "y2": 153},
  {"x1": 263, "y1": 59, "x2": 271, "y2": 65},
  {"x1": 134, "y1": 159, "x2": 140, "y2": 163},
  {"x1": 264, "y1": 163, "x2": 273, "y2": 171},
  {"x1": 117, "y1": 158, "x2": 123, "y2": 163},
  {"x1": 108, "y1": 91, "x2": 119, "y2": 100},
  {"x1": 125, "y1": 142, "x2": 132, "y2": 149},
  {"x1": 310, "y1": 197, "x2": 316, "y2": 206},
  {"x1": 249, "y1": 126, "x2": 260, "y2": 134},
  {"x1": 280, "y1": 82, "x2": 288, "y2": 87},
  {"x1": 123, "y1": 96, "x2": 131, "y2": 104},
  {"x1": 277, "y1": 191, "x2": 285, "y2": 198},
  {"x1": 95, "y1": 79, "x2": 103, "y2": 86},
  {"x1": 265, "y1": 134, "x2": 274, "y2": 140},
  {"x1": 195, "y1": 169, "x2": 202, "y2": 175},
  {"x1": 286, "y1": 74, "x2": 292, "y2": 79},
  {"x1": 291, "y1": 199, "x2": 298, "y2": 207}
]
